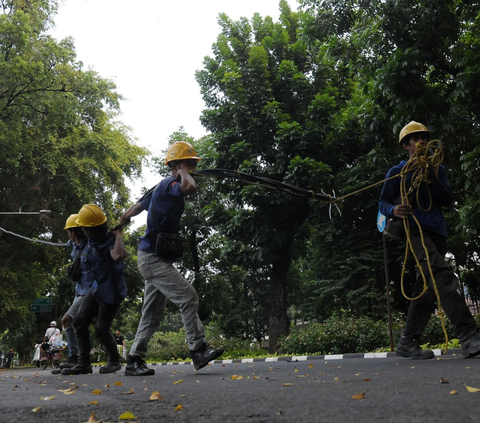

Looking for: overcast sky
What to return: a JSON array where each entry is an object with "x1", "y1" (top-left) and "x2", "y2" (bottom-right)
[{"x1": 50, "y1": 0, "x2": 298, "y2": 227}]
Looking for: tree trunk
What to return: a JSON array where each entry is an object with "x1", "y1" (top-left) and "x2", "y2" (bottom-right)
[{"x1": 268, "y1": 248, "x2": 291, "y2": 353}]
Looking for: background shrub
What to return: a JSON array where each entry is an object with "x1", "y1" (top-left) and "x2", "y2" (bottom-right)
[
  {"x1": 117, "y1": 313, "x2": 476, "y2": 362},
  {"x1": 277, "y1": 313, "x2": 472, "y2": 355}
]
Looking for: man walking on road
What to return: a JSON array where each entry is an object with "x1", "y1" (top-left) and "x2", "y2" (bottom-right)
[
  {"x1": 119, "y1": 141, "x2": 223, "y2": 376},
  {"x1": 379, "y1": 121, "x2": 480, "y2": 360}
]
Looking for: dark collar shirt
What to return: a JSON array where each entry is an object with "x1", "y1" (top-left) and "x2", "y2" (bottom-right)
[{"x1": 138, "y1": 176, "x2": 185, "y2": 254}]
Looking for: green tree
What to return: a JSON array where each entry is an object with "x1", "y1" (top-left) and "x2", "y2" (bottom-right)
[
  {"x1": 298, "y1": 0, "x2": 480, "y2": 312},
  {"x1": 0, "y1": 0, "x2": 147, "y2": 356},
  {"x1": 196, "y1": 2, "x2": 354, "y2": 350}
]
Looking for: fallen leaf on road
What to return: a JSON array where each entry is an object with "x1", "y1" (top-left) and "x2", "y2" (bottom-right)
[
  {"x1": 352, "y1": 391, "x2": 367, "y2": 400},
  {"x1": 81, "y1": 412, "x2": 101, "y2": 423},
  {"x1": 40, "y1": 395, "x2": 56, "y2": 401},
  {"x1": 91, "y1": 389, "x2": 102, "y2": 395},
  {"x1": 120, "y1": 388, "x2": 134, "y2": 395},
  {"x1": 175, "y1": 404, "x2": 183, "y2": 411},
  {"x1": 32, "y1": 406, "x2": 42, "y2": 412},
  {"x1": 283, "y1": 383, "x2": 294, "y2": 386},
  {"x1": 114, "y1": 381, "x2": 123, "y2": 386},
  {"x1": 58, "y1": 387, "x2": 76, "y2": 395},
  {"x1": 363, "y1": 379, "x2": 370, "y2": 382},
  {"x1": 89, "y1": 401, "x2": 98, "y2": 405},
  {"x1": 118, "y1": 411, "x2": 137, "y2": 420},
  {"x1": 450, "y1": 390, "x2": 457, "y2": 395},
  {"x1": 465, "y1": 384, "x2": 480, "y2": 392},
  {"x1": 149, "y1": 391, "x2": 163, "y2": 401},
  {"x1": 439, "y1": 378, "x2": 449, "y2": 384},
  {"x1": 104, "y1": 383, "x2": 110, "y2": 388},
  {"x1": 308, "y1": 364, "x2": 314, "y2": 368},
  {"x1": 173, "y1": 379, "x2": 183, "y2": 385}
]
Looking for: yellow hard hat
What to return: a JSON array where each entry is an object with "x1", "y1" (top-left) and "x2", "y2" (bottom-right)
[
  {"x1": 399, "y1": 121, "x2": 429, "y2": 144},
  {"x1": 64, "y1": 214, "x2": 80, "y2": 230},
  {"x1": 76, "y1": 204, "x2": 107, "y2": 227},
  {"x1": 164, "y1": 141, "x2": 201, "y2": 166}
]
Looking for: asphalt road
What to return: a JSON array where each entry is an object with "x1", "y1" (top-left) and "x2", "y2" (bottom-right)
[{"x1": 1, "y1": 353, "x2": 480, "y2": 423}]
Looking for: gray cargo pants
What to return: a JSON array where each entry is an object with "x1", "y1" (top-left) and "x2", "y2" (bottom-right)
[{"x1": 129, "y1": 251, "x2": 206, "y2": 357}]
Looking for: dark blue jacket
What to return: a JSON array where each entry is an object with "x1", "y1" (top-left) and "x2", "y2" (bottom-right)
[
  {"x1": 71, "y1": 239, "x2": 95, "y2": 296},
  {"x1": 379, "y1": 160, "x2": 452, "y2": 237},
  {"x1": 88, "y1": 233, "x2": 127, "y2": 305}
]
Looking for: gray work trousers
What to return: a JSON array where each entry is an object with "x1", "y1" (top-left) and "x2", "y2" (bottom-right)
[{"x1": 129, "y1": 251, "x2": 206, "y2": 357}]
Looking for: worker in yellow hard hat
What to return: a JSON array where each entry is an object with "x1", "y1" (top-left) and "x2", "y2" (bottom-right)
[
  {"x1": 118, "y1": 141, "x2": 223, "y2": 376},
  {"x1": 52, "y1": 214, "x2": 94, "y2": 373},
  {"x1": 379, "y1": 121, "x2": 480, "y2": 360},
  {"x1": 61, "y1": 204, "x2": 127, "y2": 375}
]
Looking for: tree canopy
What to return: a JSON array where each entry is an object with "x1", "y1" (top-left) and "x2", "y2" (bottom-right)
[{"x1": 0, "y1": 0, "x2": 147, "y2": 356}]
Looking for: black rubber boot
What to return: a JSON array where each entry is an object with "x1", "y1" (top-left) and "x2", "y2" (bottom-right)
[
  {"x1": 462, "y1": 333, "x2": 480, "y2": 358},
  {"x1": 99, "y1": 361, "x2": 121, "y2": 373},
  {"x1": 61, "y1": 358, "x2": 93, "y2": 375},
  {"x1": 190, "y1": 344, "x2": 224, "y2": 370},
  {"x1": 125, "y1": 355, "x2": 154, "y2": 376},
  {"x1": 396, "y1": 335, "x2": 434, "y2": 360},
  {"x1": 59, "y1": 355, "x2": 79, "y2": 370}
]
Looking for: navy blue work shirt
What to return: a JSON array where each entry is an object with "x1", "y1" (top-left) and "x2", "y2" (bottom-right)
[
  {"x1": 379, "y1": 160, "x2": 453, "y2": 238},
  {"x1": 138, "y1": 176, "x2": 185, "y2": 254}
]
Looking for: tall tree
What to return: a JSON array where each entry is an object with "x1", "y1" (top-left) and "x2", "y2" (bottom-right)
[
  {"x1": 196, "y1": 1, "x2": 353, "y2": 350},
  {"x1": 0, "y1": 0, "x2": 147, "y2": 354}
]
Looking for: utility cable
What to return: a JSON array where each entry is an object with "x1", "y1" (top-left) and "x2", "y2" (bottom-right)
[{"x1": 0, "y1": 226, "x2": 68, "y2": 247}]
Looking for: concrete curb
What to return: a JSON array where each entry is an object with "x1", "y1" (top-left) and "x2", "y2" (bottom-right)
[
  {"x1": 9, "y1": 348, "x2": 463, "y2": 371},
  {"x1": 152, "y1": 348, "x2": 464, "y2": 367}
]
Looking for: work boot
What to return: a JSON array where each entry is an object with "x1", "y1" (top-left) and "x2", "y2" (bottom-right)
[
  {"x1": 396, "y1": 335, "x2": 434, "y2": 360},
  {"x1": 61, "y1": 360, "x2": 93, "y2": 375},
  {"x1": 99, "y1": 361, "x2": 121, "y2": 373},
  {"x1": 190, "y1": 344, "x2": 224, "y2": 370},
  {"x1": 59, "y1": 355, "x2": 79, "y2": 370},
  {"x1": 462, "y1": 333, "x2": 480, "y2": 358},
  {"x1": 125, "y1": 355, "x2": 154, "y2": 376}
]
